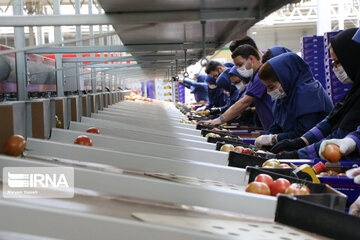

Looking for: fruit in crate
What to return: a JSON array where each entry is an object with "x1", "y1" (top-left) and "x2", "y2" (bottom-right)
[
  {"x1": 279, "y1": 163, "x2": 291, "y2": 168},
  {"x1": 245, "y1": 182, "x2": 271, "y2": 195},
  {"x1": 220, "y1": 144, "x2": 235, "y2": 152},
  {"x1": 3, "y1": 135, "x2": 26, "y2": 157},
  {"x1": 262, "y1": 159, "x2": 281, "y2": 168},
  {"x1": 205, "y1": 133, "x2": 221, "y2": 138},
  {"x1": 241, "y1": 148, "x2": 257, "y2": 156},
  {"x1": 234, "y1": 146, "x2": 244, "y2": 152},
  {"x1": 270, "y1": 178, "x2": 291, "y2": 196},
  {"x1": 285, "y1": 183, "x2": 310, "y2": 195},
  {"x1": 322, "y1": 144, "x2": 342, "y2": 162},
  {"x1": 254, "y1": 174, "x2": 274, "y2": 187},
  {"x1": 224, "y1": 135, "x2": 232, "y2": 139}
]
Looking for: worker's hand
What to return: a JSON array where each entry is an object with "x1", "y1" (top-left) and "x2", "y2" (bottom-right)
[
  {"x1": 270, "y1": 137, "x2": 307, "y2": 154},
  {"x1": 319, "y1": 138, "x2": 357, "y2": 160},
  {"x1": 199, "y1": 118, "x2": 222, "y2": 126},
  {"x1": 255, "y1": 135, "x2": 277, "y2": 149},
  {"x1": 209, "y1": 108, "x2": 221, "y2": 115},
  {"x1": 276, "y1": 151, "x2": 299, "y2": 159},
  {"x1": 346, "y1": 167, "x2": 360, "y2": 184},
  {"x1": 349, "y1": 196, "x2": 360, "y2": 216},
  {"x1": 196, "y1": 106, "x2": 207, "y2": 112}
]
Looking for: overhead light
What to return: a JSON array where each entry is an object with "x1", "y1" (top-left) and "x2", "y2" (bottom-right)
[{"x1": 252, "y1": 31, "x2": 257, "y2": 35}]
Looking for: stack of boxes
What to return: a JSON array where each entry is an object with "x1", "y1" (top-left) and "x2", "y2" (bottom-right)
[
  {"x1": 177, "y1": 83, "x2": 185, "y2": 103},
  {"x1": 301, "y1": 30, "x2": 350, "y2": 105},
  {"x1": 300, "y1": 35, "x2": 326, "y2": 89},
  {"x1": 324, "y1": 30, "x2": 351, "y2": 105}
]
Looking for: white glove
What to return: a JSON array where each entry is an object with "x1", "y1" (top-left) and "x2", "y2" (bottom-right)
[
  {"x1": 196, "y1": 106, "x2": 206, "y2": 112},
  {"x1": 255, "y1": 135, "x2": 277, "y2": 149},
  {"x1": 346, "y1": 167, "x2": 360, "y2": 184},
  {"x1": 349, "y1": 196, "x2": 360, "y2": 216},
  {"x1": 319, "y1": 138, "x2": 356, "y2": 160}
]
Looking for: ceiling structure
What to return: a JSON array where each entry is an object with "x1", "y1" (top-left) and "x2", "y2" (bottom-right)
[{"x1": 97, "y1": 0, "x2": 296, "y2": 79}]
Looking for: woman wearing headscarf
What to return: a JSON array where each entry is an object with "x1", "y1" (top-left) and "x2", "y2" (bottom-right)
[
  {"x1": 255, "y1": 52, "x2": 333, "y2": 149},
  {"x1": 270, "y1": 28, "x2": 360, "y2": 159},
  {"x1": 209, "y1": 68, "x2": 241, "y2": 115}
]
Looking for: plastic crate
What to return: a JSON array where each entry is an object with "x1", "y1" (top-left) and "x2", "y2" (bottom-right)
[
  {"x1": 215, "y1": 141, "x2": 255, "y2": 151},
  {"x1": 247, "y1": 167, "x2": 347, "y2": 210},
  {"x1": 201, "y1": 129, "x2": 234, "y2": 137},
  {"x1": 206, "y1": 136, "x2": 242, "y2": 144},
  {"x1": 275, "y1": 195, "x2": 360, "y2": 240},
  {"x1": 318, "y1": 175, "x2": 359, "y2": 206}
]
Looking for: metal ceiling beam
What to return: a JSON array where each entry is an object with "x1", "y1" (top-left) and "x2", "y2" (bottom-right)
[
  {"x1": 62, "y1": 55, "x2": 199, "y2": 63},
  {"x1": 27, "y1": 43, "x2": 216, "y2": 54},
  {"x1": 0, "y1": 10, "x2": 257, "y2": 27}
]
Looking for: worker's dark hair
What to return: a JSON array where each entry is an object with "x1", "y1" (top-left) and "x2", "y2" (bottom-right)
[
  {"x1": 229, "y1": 36, "x2": 258, "y2": 52},
  {"x1": 205, "y1": 61, "x2": 222, "y2": 74},
  {"x1": 261, "y1": 49, "x2": 274, "y2": 64},
  {"x1": 231, "y1": 44, "x2": 260, "y2": 61},
  {"x1": 258, "y1": 62, "x2": 279, "y2": 83}
]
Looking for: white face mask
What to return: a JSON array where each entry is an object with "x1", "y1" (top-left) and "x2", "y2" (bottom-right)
[
  {"x1": 333, "y1": 66, "x2": 353, "y2": 84},
  {"x1": 237, "y1": 60, "x2": 253, "y2": 78},
  {"x1": 235, "y1": 82, "x2": 247, "y2": 92},
  {"x1": 268, "y1": 88, "x2": 286, "y2": 99},
  {"x1": 208, "y1": 84, "x2": 217, "y2": 89}
]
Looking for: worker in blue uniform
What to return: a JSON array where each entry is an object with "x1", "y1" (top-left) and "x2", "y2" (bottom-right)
[
  {"x1": 200, "y1": 45, "x2": 274, "y2": 130},
  {"x1": 201, "y1": 75, "x2": 227, "y2": 110},
  {"x1": 179, "y1": 73, "x2": 208, "y2": 103},
  {"x1": 209, "y1": 68, "x2": 241, "y2": 115},
  {"x1": 269, "y1": 28, "x2": 360, "y2": 160},
  {"x1": 255, "y1": 52, "x2": 333, "y2": 149}
]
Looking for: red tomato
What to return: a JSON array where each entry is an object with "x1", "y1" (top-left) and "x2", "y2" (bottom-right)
[
  {"x1": 270, "y1": 178, "x2": 291, "y2": 196},
  {"x1": 86, "y1": 127, "x2": 100, "y2": 134},
  {"x1": 242, "y1": 148, "x2": 252, "y2": 154},
  {"x1": 245, "y1": 182, "x2": 271, "y2": 196},
  {"x1": 254, "y1": 174, "x2": 274, "y2": 187},
  {"x1": 279, "y1": 163, "x2": 291, "y2": 168},
  {"x1": 285, "y1": 183, "x2": 310, "y2": 195},
  {"x1": 3, "y1": 135, "x2": 26, "y2": 157},
  {"x1": 234, "y1": 146, "x2": 244, "y2": 152},
  {"x1": 74, "y1": 135, "x2": 93, "y2": 146}
]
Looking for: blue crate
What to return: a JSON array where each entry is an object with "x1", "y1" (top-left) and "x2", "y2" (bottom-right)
[
  {"x1": 302, "y1": 48, "x2": 324, "y2": 56},
  {"x1": 302, "y1": 55, "x2": 322, "y2": 62},
  {"x1": 307, "y1": 61, "x2": 324, "y2": 68},
  {"x1": 301, "y1": 35, "x2": 324, "y2": 44}
]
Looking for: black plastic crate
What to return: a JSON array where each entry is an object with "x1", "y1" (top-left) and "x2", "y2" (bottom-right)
[
  {"x1": 228, "y1": 150, "x2": 274, "y2": 168},
  {"x1": 201, "y1": 129, "x2": 233, "y2": 137},
  {"x1": 215, "y1": 141, "x2": 255, "y2": 151},
  {"x1": 196, "y1": 124, "x2": 225, "y2": 130},
  {"x1": 275, "y1": 195, "x2": 359, "y2": 239},
  {"x1": 207, "y1": 136, "x2": 242, "y2": 144},
  {"x1": 247, "y1": 167, "x2": 347, "y2": 210}
]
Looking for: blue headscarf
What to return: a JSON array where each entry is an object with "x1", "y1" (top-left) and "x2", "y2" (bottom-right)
[
  {"x1": 216, "y1": 69, "x2": 238, "y2": 94},
  {"x1": 196, "y1": 73, "x2": 206, "y2": 83},
  {"x1": 205, "y1": 75, "x2": 216, "y2": 85},
  {"x1": 269, "y1": 46, "x2": 291, "y2": 56},
  {"x1": 190, "y1": 73, "x2": 207, "y2": 93},
  {"x1": 228, "y1": 66, "x2": 251, "y2": 83},
  {"x1": 223, "y1": 62, "x2": 234, "y2": 68},
  {"x1": 352, "y1": 28, "x2": 360, "y2": 44},
  {"x1": 268, "y1": 52, "x2": 333, "y2": 132}
]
